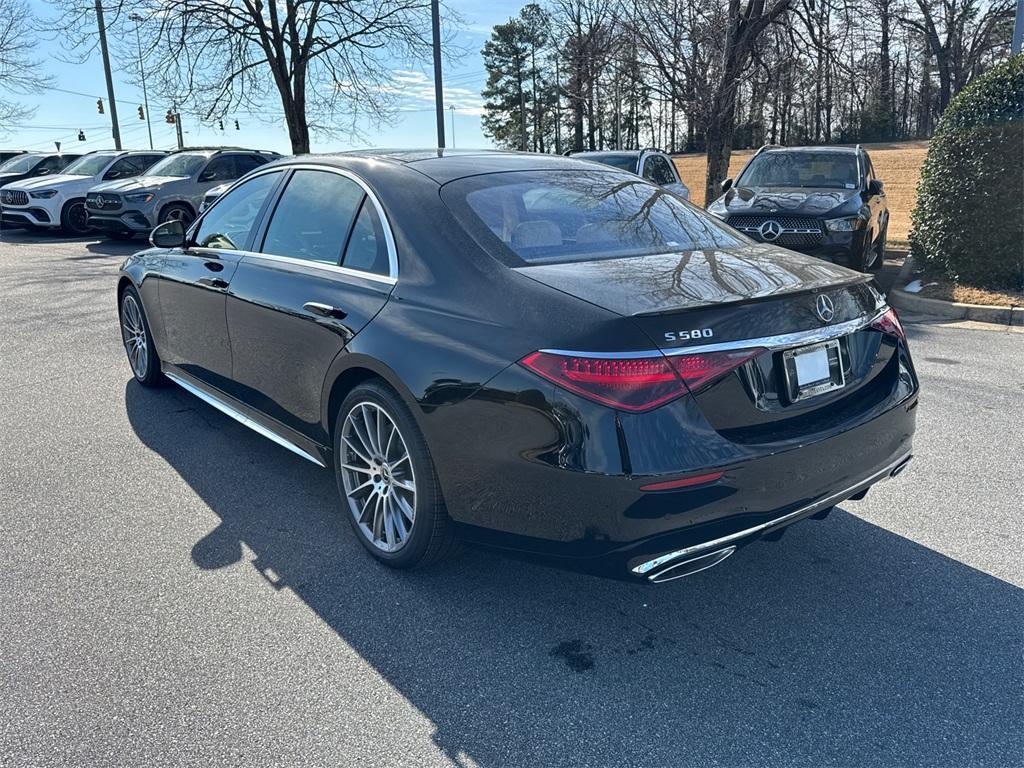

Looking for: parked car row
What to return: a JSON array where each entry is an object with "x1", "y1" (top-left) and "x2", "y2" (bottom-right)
[{"x1": 0, "y1": 147, "x2": 279, "y2": 238}]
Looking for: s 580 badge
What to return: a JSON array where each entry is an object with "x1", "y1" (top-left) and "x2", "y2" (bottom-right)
[{"x1": 664, "y1": 328, "x2": 714, "y2": 343}]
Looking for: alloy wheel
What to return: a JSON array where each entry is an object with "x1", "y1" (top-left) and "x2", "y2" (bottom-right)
[
  {"x1": 863, "y1": 242, "x2": 881, "y2": 271},
  {"x1": 163, "y1": 207, "x2": 194, "y2": 226},
  {"x1": 67, "y1": 202, "x2": 89, "y2": 234},
  {"x1": 339, "y1": 401, "x2": 417, "y2": 553},
  {"x1": 120, "y1": 294, "x2": 148, "y2": 378}
]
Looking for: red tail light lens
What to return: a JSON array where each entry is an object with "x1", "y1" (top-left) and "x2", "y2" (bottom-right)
[
  {"x1": 667, "y1": 349, "x2": 765, "y2": 392},
  {"x1": 519, "y1": 348, "x2": 765, "y2": 411},
  {"x1": 519, "y1": 352, "x2": 685, "y2": 412},
  {"x1": 870, "y1": 307, "x2": 906, "y2": 339}
]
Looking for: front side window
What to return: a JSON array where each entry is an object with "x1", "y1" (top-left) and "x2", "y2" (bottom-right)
[
  {"x1": 0, "y1": 154, "x2": 43, "y2": 173},
  {"x1": 738, "y1": 152, "x2": 860, "y2": 189},
  {"x1": 261, "y1": 170, "x2": 365, "y2": 265},
  {"x1": 105, "y1": 156, "x2": 147, "y2": 179},
  {"x1": 62, "y1": 154, "x2": 118, "y2": 177},
  {"x1": 193, "y1": 172, "x2": 280, "y2": 251},
  {"x1": 235, "y1": 155, "x2": 269, "y2": 176},
  {"x1": 443, "y1": 169, "x2": 743, "y2": 266},
  {"x1": 146, "y1": 153, "x2": 208, "y2": 178},
  {"x1": 201, "y1": 157, "x2": 237, "y2": 182}
]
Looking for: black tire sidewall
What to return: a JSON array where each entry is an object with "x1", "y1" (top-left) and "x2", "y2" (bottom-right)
[
  {"x1": 60, "y1": 200, "x2": 90, "y2": 235},
  {"x1": 159, "y1": 204, "x2": 194, "y2": 227},
  {"x1": 119, "y1": 285, "x2": 163, "y2": 387},
  {"x1": 333, "y1": 381, "x2": 444, "y2": 568}
]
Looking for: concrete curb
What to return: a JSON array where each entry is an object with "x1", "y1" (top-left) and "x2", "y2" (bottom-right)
[{"x1": 887, "y1": 257, "x2": 1023, "y2": 326}]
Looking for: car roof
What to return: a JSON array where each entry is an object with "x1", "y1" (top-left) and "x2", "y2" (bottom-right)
[
  {"x1": 262, "y1": 149, "x2": 617, "y2": 184},
  {"x1": 571, "y1": 150, "x2": 641, "y2": 159},
  {"x1": 762, "y1": 145, "x2": 860, "y2": 154}
]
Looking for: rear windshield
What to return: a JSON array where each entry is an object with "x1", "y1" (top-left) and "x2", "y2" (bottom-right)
[
  {"x1": 577, "y1": 153, "x2": 638, "y2": 172},
  {"x1": 0, "y1": 154, "x2": 42, "y2": 172},
  {"x1": 442, "y1": 169, "x2": 744, "y2": 266},
  {"x1": 738, "y1": 151, "x2": 860, "y2": 189}
]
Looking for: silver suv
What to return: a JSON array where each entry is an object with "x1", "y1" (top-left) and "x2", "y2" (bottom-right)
[
  {"x1": 86, "y1": 148, "x2": 280, "y2": 240},
  {"x1": 569, "y1": 149, "x2": 690, "y2": 199}
]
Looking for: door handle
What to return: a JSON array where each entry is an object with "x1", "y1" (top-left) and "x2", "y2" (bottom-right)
[
  {"x1": 303, "y1": 301, "x2": 348, "y2": 319},
  {"x1": 198, "y1": 277, "x2": 229, "y2": 289},
  {"x1": 204, "y1": 260, "x2": 224, "y2": 272}
]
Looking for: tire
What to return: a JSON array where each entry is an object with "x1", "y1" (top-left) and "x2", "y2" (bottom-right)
[
  {"x1": 334, "y1": 380, "x2": 454, "y2": 569},
  {"x1": 119, "y1": 285, "x2": 164, "y2": 387},
  {"x1": 858, "y1": 223, "x2": 886, "y2": 273},
  {"x1": 106, "y1": 230, "x2": 136, "y2": 241},
  {"x1": 59, "y1": 199, "x2": 91, "y2": 236},
  {"x1": 159, "y1": 203, "x2": 195, "y2": 227}
]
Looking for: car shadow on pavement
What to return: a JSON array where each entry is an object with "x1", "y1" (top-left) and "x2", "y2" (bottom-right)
[{"x1": 125, "y1": 380, "x2": 1023, "y2": 767}]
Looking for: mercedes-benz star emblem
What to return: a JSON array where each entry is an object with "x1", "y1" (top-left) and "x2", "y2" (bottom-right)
[
  {"x1": 815, "y1": 294, "x2": 836, "y2": 323},
  {"x1": 758, "y1": 219, "x2": 782, "y2": 241},
  {"x1": 94, "y1": 198, "x2": 106, "y2": 209}
]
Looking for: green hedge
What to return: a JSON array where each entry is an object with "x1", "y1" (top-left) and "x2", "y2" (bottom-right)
[{"x1": 910, "y1": 55, "x2": 1024, "y2": 291}]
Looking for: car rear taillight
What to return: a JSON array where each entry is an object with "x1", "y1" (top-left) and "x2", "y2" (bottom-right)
[
  {"x1": 870, "y1": 307, "x2": 906, "y2": 339},
  {"x1": 519, "y1": 348, "x2": 764, "y2": 412}
]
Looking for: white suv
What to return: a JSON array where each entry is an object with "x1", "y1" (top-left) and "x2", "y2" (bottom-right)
[{"x1": 0, "y1": 150, "x2": 165, "y2": 235}]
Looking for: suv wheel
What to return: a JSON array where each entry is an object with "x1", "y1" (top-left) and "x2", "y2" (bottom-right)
[
  {"x1": 159, "y1": 203, "x2": 194, "y2": 228},
  {"x1": 60, "y1": 199, "x2": 91, "y2": 236},
  {"x1": 334, "y1": 381, "x2": 454, "y2": 569}
]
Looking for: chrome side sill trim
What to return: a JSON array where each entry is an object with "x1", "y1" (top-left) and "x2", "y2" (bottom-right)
[
  {"x1": 542, "y1": 306, "x2": 888, "y2": 360},
  {"x1": 165, "y1": 371, "x2": 327, "y2": 468},
  {"x1": 631, "y1": 452, "x2": 911, "y2": 575}
]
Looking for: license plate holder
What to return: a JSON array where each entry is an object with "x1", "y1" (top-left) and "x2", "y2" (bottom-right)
[{"x1": 783, "y1": 339, "x2": 845, "y2": 402}]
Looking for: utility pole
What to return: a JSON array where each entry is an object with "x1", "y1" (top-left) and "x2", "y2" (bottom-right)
[
  {"x1": 129, "y1": 13, "x2": 153, "y2": 150},
  {"x1": 94, "y1": 0, "x2": 121, "y2": 150},
  {"x1": 449, "y1": 104, "x2": 456, "y2": 148},
  {"x1": 430, "y1": 0, "x2": 445, "y2": 150},
  {"x1": 554, "y1": 57, "x2": 561, "y2": 155},
  {"x1": 173, "y1": 104, "x2": 184, "y2": 149},
  {"x1": 1013, "y1": 0, "x2": 1023, "y2": 54}
]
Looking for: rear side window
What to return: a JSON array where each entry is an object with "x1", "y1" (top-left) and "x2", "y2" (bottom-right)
[
  {"x1": 193, "y1": 171, "x2": 280, "y2": 250},
  {"x1": 261, "y1": 169, "x2": 364, "y2": 265},
  {"x1": 342, "y1": 200, "x2": 389, "y2": 276},
  {"x1": 236, "y1": 154, "x2": 268, "y2": 176},
  {"x1": 442, "y1": 169, "x2": 743, "y2": 266},
  {"x1": 643, "y1": 155, "x2": 676, "y2": 185}
]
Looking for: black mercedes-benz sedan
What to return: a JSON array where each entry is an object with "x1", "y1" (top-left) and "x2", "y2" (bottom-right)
[{"x1": 117, "y1": 150, "x2": 918, "y2": 583}]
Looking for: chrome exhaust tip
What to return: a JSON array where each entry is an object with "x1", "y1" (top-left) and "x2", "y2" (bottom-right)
[{"x1": 646, "y1": 546, "x2": 737, "y2": 583}]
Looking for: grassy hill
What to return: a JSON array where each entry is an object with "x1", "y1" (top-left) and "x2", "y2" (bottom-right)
[{"x1": 673, "y1": 140, "x2": 929, "y2": 244}]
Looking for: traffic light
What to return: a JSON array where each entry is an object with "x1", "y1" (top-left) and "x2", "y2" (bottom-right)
[
  {"x1": 218, "y1": 119, "x2": 224, "y2": 130},
  {"x1": 96, "y1": 99, "x2": 104, "y2": 114},
  {"x1": 234, "y1": 120, "x2": 240, "y2": 130},
  {"x1": 78, "y1": 130, "x2": 86, "y2": 141},
  {"x1": 138, "y1": 105, "x2": 145, "y2": 120},
  {"x1": 165, "y1": 109, "x2": 175, "y2": 124}
]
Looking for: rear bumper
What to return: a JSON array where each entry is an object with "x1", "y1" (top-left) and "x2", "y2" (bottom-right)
[{"x1": 432, "y1": 360, "x2": 918, "y2": 580}]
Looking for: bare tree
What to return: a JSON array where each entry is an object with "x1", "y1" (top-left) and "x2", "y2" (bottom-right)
[
  {"x1": 0, "y1": 0, "x2": 50, "y2": 129},
  {"x1": 48, "y1": 0, "x2": 439, "y2": 154}
]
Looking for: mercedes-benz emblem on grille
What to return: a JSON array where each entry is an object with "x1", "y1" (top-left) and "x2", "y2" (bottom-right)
[
  {"x1": 93, "y1": 197, "x2": 106, "y2": 209},
  {"x1": 758, "y1": 219, "x2": 783, "y2": 241},
  {"x1": 815, "y1": 294, "x2": 836, "y2": 323}
]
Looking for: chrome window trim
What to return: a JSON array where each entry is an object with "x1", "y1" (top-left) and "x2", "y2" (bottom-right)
[
  {"x1": 541, "y1": 306, "x2": 888, "y2": 360},
  {"x1": 189, "y1": 162, "x2": 400, "y2": 282},
  {"x1": 165, "y1": 371, "x2": 326, "y2": 467},
  {"x1": 632, "y1": 451, "x2": 911, "y2": 576}
]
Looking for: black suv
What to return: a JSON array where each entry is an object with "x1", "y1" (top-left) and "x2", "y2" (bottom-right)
[{"x1": 707, "y1": 145, "x2": 888, "y2": 271}]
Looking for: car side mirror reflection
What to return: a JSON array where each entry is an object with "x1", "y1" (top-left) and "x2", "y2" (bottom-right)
[
  {"x1": 721, "y1": 178, "x2": 733, "y2": 192},
  {"x1": 868, "y1": 179, "x2": 884, "y2": 195},
  {"x1": 150, "y1": 220, "x2": 186, "y2": 249}
]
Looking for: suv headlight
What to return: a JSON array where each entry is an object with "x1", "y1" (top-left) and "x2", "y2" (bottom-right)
[
  {"x1": 825, "y1": 216, "x2": 865, "y2": 232},
  {"x1": 125, "y1": 192, "x2": 155, "y2": 203},
  {"x1": 29, "y1": 189, "x2": 58, "y2": 199}
]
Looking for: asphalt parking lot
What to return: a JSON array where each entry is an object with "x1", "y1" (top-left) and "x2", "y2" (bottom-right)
[{"x1": 1, "y1": 229, "x2": 1021, "y2": 768}]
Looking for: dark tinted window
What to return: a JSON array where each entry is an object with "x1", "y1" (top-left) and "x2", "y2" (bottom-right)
[
  {"x1": 193, "y1": 171, "x2": 279, "y2": 250},
  {"x1": 202, "y1": 156, "x2": 237, "y2": 182},
  {"x1": 236, "y1": 154, "x2": 268, "y2": 176},
  {"x1": 579, "y1": 153, "x2": 639, "y2": 172},
  {"x1": 261, "y1": 170, "x2": 364, "y2": 264},
  {"x1": 444, "y1": 169, "x2": 743, "y2": 265},
  {"x1": 738, "y1": 151, "x2": 860, "y2": 189},
  {"x1": 342, "y1": 200, "x2": 389, "y2": 276},
  {"x1": 105, "y1": 156, "x2": 148, "y2": 179},
  {"x1": 643, "y1": 155, "x2": 676, "y2": 185}
]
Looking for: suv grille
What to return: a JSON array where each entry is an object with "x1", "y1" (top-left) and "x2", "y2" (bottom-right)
[
  {"x1": 1, "y1": 190, "x2": 28, "y2": 206},
  {"x1": 727, "y1": 215, "x2": 825, "y2": 248},
  {"x1": 86, "y1": 192, "x2": 122, "y2": 211}
]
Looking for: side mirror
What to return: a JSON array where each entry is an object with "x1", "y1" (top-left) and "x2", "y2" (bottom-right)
[
  {"x1": 105, "y1": 170, "x2": 121, "y2": 180},
  {"x1": 198, "y1": 170, "x2": 216, "y2": 182},
  {"x1": 868, "y1": 179, "x2": 884, "y2": 195},
  {"x1": 33, "y1": 168, "x2": 51, "y2": 176},
  {"x1": 721, "y1": 177, "x2": 733, "y2": 192},
  {"x1": 150, "y1": 219, "x2": 186, "y2": 249}
]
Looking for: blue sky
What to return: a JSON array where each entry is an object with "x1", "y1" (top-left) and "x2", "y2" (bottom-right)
[{"x1": 3, "y1": 0, "x2": 522, "y2": 154}]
